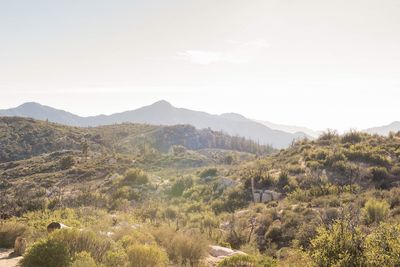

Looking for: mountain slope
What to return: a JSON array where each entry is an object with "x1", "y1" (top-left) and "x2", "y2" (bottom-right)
[
  {"x1": 0, "y1": 101, "x2": 308, "y2": 148},
  {"x1": 0, "y1": 117, "x2": 272, "y2": 163},
  {"x1": 255, "y1": 119, "x2": 321, "y2": 138},
  {"x1": 365, "y1": 121, "x2": 400, "y2": 136}
]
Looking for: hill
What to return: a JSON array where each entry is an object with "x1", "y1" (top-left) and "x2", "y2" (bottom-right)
[
  {"x1": 0, "y1": 101, "x2": 308, "y2": 148},
  {"x1": 0, "y1": 117, "x2": 272, "y2": 163}
]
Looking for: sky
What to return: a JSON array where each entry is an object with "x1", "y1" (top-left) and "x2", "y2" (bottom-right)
[{"x1": 0, "y1": 0, "x2": 400, "y2": 132}]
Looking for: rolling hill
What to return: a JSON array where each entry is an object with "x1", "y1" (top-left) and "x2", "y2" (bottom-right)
[{"x1": 0, "y1": 117, "x2": 272, "y2": 163}]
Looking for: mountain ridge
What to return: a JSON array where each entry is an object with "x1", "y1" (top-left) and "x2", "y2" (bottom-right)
[{"x1": 0, "y1": 101, "x2": 309, "y2": 148}]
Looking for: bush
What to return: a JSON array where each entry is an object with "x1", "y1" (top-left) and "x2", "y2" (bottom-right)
[
  {"x1": 365, "y1": 223, "x2": 400, "y2": 267},
  {"x1": 217, "y1": 254, "x2": 256, "y2": 267},
  {"x1": 341, "y1": 131, "x2": 363, "y2": 144},
  {"x1": 169, "y1": 176, "x2": 193, "y2": 197},
  {"x1": 310, "y1": 220, "x2": 366, "y2": 266},
  {"x1": 124, "y1": 169, "x2": 149, "y2": 185},
  {"x1": 126, "y1": 244, "x2": 168, "y2": 267},
  {"x1": 21, "y1": 239, "x2": 71, "y2": 267},
  {"x1": 103, "y1": 249, "x2": 128, "y2": 267},
  {"x1": 369, "y1": 167, "x2": 389, "y2": 182},
  {"x1": 0, "y1": 221, "x2": 29, "y2": 248},
  {"x1": 70, "y1": 252, "x2": 97, "y2": 267},
  {"x1": 60, "y1": 155, "x2": 75, "y2": 170},
  {"x1": 154, "y1": 227, "x2": 207, "y2": 266},
  {"x1": 363, "y1": 199, "x2": 390, "y2": 225},
  {"x1": 200, "y1": 168, "x2": 218, "y2": 178},
  {"x1": 51, "y1": 229, "x2": 112, "y2": 262}
]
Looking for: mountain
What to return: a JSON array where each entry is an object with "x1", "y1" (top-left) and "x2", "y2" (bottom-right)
[
  {"x1": 0, "y1": 100, "x2": 308, "y2": 148},
  {"x1": 255, "y1": 120, "x2": 321, "y2": 138},
  {"x1": 365, "y1": 121, "x2": 400, "y2": 136}
]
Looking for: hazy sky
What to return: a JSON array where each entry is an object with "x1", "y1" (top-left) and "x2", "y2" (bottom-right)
[{"x1": 1, "y1": 0, "x2": 400, "y2": 131}]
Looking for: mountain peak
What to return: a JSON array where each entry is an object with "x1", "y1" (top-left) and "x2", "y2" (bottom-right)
[
  {"x1": 150, "y1": 100, "x2": 173, "y2": 108},
  {"x1": 19, "y1": 102, "x2": 43, "y2": 108},
  {"x1": 220, "y1": 113, "x2": 247, "y2": 121}
]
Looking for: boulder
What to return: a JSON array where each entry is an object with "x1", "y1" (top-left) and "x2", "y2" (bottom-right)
[{"x1": 208, "y1": 245, "x2": 246, "y2": 258}]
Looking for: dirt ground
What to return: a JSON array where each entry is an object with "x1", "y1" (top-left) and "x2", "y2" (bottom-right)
[{"x1": 0, "y1": 249, "x2": 21, "y2": 267}]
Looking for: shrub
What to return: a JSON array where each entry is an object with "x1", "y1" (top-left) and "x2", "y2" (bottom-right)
[
  {"x1": 70, "y1": 252, "x2": 97, "y2": 267},
  {"x1": 170, "y1": 233, "x2": 207, "y2": 266},
  {"x1": 217, "y1": 254, "x2": 256, "y2": 267},
  {"x1": 21, "y1": 239, "x2": 71, "y2": 267},
  {"x1": 60, "y1": 155, "x2": 75, "y2": 170},
  {"x1": 200, "y1": 168, "x2": 218, "y2": 178},
  {"x1": 126, "y1": 244, "x2": 168, "y2": 267},
  {"x1": 103, "y1": 249, "x2": 128, "y2": 267},
  {"x1": 52, "y1": 229, "x2": 112, "y2": 262},
  {"x1": 310, "y1": 220, "x2": 366, "y2": 266},
  {"x1": 369, "y1": 167, "x2": 389, "y2": 182},
  {"x1": 0, "y1": 221, "x2": 29, "y2": 248},
  {"x1": 154, "y1": 227, "x2": 207, "y2": 266},
  {"x1": 169, "y1": 176, "x2": 193, "y2": 197},
  {"x1": 365, "y1": 223, "x2": 400, "y2": 267},
  {"x1": 124, "y1": 169, "x2": 149, "y2": 185},
  {"x1": 363, "y1": 199, "x2": 390, "y2": 225},
  {"x1": 390, "y1": 165, "x2": 400, "y2": 176},
  {"x1": 341, "y1": 130, "x2": 363, "y2": 144}
]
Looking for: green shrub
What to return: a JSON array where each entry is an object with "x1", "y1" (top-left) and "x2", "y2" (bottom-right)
[
  {"x1": 51, "y1": 229, "x2": 112, "y2": 262},
  {"x1": 70, "y1": 252, "x2": 97, "y2": 267},
  {"x1": 169, "y1": 176, "x2": 193, "y2": 197},
  {"x1": 124, "y1": 169, "x2": 149, "y2": 185},
  {"x1": 365, "y1": 223, "x2": 400, "y2": 267},
  {"x1": 363, "y1": 199, "x2": 390, "y2": 225},
  {"x1": 21, "y1": 239, "x2": 71, "y2": 267},
  {"x1": 0, "y1": 221, "x2": 29, "y2": 248},
  {"x1": 218, "y1": 254, "x2": 256, "y2": 267},
  {"x1": 103, "y1": 249, "x2": 128, "y2": 267},
  {"x1": 310, "y1": 220, "x2": 366, "y2": 266},
  {"x1": 126, "y1": 244, "x2": 168, "y2": 267}
]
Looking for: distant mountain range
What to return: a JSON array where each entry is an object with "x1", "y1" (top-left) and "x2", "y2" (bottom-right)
[
  {"x1": 255, "y1": 120, "x2": 321, "y2": 138},
  {"x1": 0, "y1": 101, "x2": 310, "y2": 148},
  {"x1": 365, "y1": 121, "x2": 400, "y2": 136}
]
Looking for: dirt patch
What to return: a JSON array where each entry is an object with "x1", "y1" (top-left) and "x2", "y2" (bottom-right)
[{"x1": 0, "y1": 249, "x2": 22, "y2": 267}]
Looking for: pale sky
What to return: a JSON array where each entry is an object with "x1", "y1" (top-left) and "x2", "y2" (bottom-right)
[{"x1": 1, "y1": 0, "x2": 400, "y2": 132}]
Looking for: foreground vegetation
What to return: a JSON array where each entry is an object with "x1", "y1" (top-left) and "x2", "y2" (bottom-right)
[{"x1": 2, "y1": 118, "x2": 400, "y2": 266}]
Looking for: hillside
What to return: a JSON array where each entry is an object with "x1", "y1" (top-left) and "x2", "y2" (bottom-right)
[
  {"x1": 0, "y1": 101, "x2": 308, "y2": 148},
  {"x1": 0, "y1": 117, "x2": 272, "y2": 163},
  {"x1": 2, "y1": 129, "x2": 400, "y2": 266}
]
